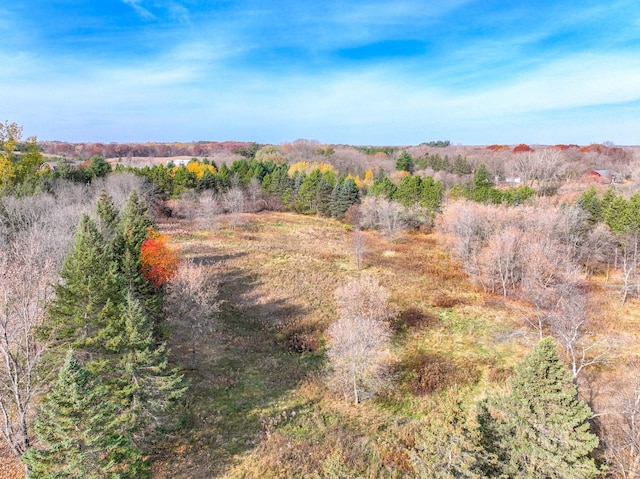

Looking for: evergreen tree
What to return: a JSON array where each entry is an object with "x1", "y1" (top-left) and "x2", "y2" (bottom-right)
[
  {"x1": 576, "y1": 186, "x2": 602, "y2": 226},
  {"x1": 604, "y1": 195, "x2": 629, "y2": 234},
  {"x1": 101, "y1": 294, "x2": 186, "y2": 444},
  {"x1": 452, "y1": 154, "x2": 472, "y2": 175},
  {"x1": 264, "y1": 164, "x2": 294, "y2": 205},
  {"x1": 395, "y1": 151, "x2": 415, "y2": 173},
  {"x1": 600, "y1": 186, "x2": 616, "y2": 214},
  {"x1": 470, "y1": 164, "x2": 498, "y2": 203},
  {"x1": 329, "y1": 177, "x2": 359, "y2": 219},
  {"x1": 395, "y1": 175, "x2": 423, "y2": 206},
  {"x1": 216, "y1": 163, "x2": 231, "y2": 189},
  {"x1": 112, "y1": 191, "x2": 161, "y2": 331},
  {"x1": 22, "y1": 352, "x2": 147, "y2": 478},
  {"x1": 316, "y1": 175, "x2": 335, "y2": 217},
  {"x1": 199, "y1": 168, "x2": 216, "y2": 191},
  {"x1": 367, "y1": 177, "x2": 397, "y2": 199},
  {"x1": 48, "y1": 214, "x2": 124, "y2": 349},
  {"x1": 411, "y1": 396, "x2": 489, "y2": 479},
  {"x1": 86, "y1": 156, "x2": 112, "y2": 179},
  {"x1": 420, "y1": 176, "x2": 445, "y2": 212},
  {"x1": 296, "y1": 169, "x2": 323, "y2": 214},
  {"x1": 478, "y1": 337, "x2": 602, "y2": 478},
  {"x1": 95, "y1": 188, "x2": 119, "y2": 242}
]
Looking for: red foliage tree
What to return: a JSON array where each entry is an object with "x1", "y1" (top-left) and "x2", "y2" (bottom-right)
[
  {"x1": 513, "y1": 143, "x2": 534, "y2": 153},
  {"x1": 141, "y1": 230, "x2": 178, "y2": 288}
]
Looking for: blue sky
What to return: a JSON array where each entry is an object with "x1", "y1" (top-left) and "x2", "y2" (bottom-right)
[{"x1": 1, "y1": 0, "x2": 639, "y2": 145}]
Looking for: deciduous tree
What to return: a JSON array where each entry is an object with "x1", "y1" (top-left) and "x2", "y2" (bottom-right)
[{"x1": 327, "y1": 276, "x2": 393, "y2": 404}]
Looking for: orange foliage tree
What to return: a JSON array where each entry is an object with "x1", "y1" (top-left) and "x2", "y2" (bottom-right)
[
  {"x1": 513, "y1": 143, "x2": 534, "y2": 153},
  {"x1": 141, "y1": 229, "x2": 178, "y2": 288}
]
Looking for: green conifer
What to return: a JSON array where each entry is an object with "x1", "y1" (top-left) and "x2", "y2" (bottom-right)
[
  {"x1": 95, "y1": 188, "x2": 120, "y2": 243},
  {"x1": 48, "y1": 214, "x2": 124, "y2": 348},
  {"x1": 103, "y1": 294, "x2": 186, "y2": 443},
  {"x1": 112, "y1": 190, "x2": 161, "y2": 331},
  {"x1": 411, "y1": 396, "x2": 489, "y2": 479},
  {"x1": 22, "y1": 352, "x2": 147, "y2": 478},
  {"x1": 478, "y1": 337, "x2": 602, "y2": 478}
]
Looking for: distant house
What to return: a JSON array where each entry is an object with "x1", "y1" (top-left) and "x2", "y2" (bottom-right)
[
  {"x1": 504, "y1": 175, "x2": 522, "y2": 184},
  {"x1": 583, "y1": 169, "x2": 622, "y2": 184},
  {"x1": 172, "y1": 159, "x2": 190, "y2": 167}
]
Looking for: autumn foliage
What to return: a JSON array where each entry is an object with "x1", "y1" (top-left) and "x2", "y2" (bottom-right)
[
  {"x1": 512, "y1": 143, "x2": 534, "y2": 153},
  {"x1": 485, "y1": 144, "x2": 509, "y2": 151},
  {"x1": 141, "y1": 229, "x2": 178, "y2": 288}
]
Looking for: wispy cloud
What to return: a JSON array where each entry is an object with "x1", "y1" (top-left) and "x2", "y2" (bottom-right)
[
  {"x1": 122, "y1": 0, "x2": 155, "y2": 20},
  {"x1": 2, "y1": 0, "x2": 640, "y2": 144}
]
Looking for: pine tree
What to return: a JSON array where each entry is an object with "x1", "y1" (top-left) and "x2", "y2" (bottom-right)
[
  {"x1": 22, "y1": 352, "x2": 147, "y2": 478},
  {"x1": 367, "y1": 177, "x2": 397, "y2": 200},
  {"x1": 604, "y1": 195, "x2": 629, "y2": 234},
  {"x1": 329, "y1": 177, "x2": 359, "y2": 219},
  {"x1": 395, "y1": 175, "x2": 423, "y2": 206},
  {"x1": 395, "y1": 151, "x2": 414, "y2": 173},
  {"x1": 577, "y1": 186, "x2": 602, "y2": 226},
  {"x1": 113, "y1": 190, "x2": 153, "y2": 263},
  {"x1": 478, "y1": 337, "x2": 602, "y2": 478},
  {"x1": 112, "y1": 191, "x2": 161, "y2": 332},
  {"x1": 315, "y1": 174, "x2": 335, "y2": 217},
  {"x1": 420, "y1": 176, "x2": 445, "y2": 212},
  {"x1": 95, "y1": 188, "x2": 119, "y2": 243},
  {"x1": 411, "y1": 396, "x2": 489, "y2": 479},
  {"x1": 296, "y1": 169, "x2": 322, "y2": 214},
  {"x1": 48, "y1": 214, "x2": 124, "y2": 349},
  {"x1": 102, "y1": 294, "x2": 186, "y2": 444}
]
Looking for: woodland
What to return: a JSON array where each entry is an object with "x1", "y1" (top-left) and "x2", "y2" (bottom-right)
[{"x1": 2, "y1": 120, "x2": 640, "y2": 477}]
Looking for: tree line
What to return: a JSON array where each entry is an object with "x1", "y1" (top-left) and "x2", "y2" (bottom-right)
[{"x1": 0, "y1": 171, "x2": 191, "y2": 476}]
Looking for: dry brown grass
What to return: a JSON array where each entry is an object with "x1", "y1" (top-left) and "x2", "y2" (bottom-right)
[{"x1": 146, "y1": 209, "x2": 640, "y2": 476}]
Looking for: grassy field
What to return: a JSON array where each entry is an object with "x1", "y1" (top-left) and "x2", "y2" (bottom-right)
[{"x1": 148, "y1": 210, "x2": 549, "y2": 478}]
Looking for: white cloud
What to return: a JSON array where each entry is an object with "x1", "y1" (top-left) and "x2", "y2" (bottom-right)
[{"x1": 122, "y1": 0, "x2": 155, "y2": 19}]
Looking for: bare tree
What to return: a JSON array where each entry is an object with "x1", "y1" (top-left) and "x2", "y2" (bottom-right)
[
  {"x1": 550, "y1": 290, "x2": 607, "y2": 385},
  {"x1": 514, "y1": 149, "x2": 566, "y2": 194},
  {"x1": 354, "y1": 229, "x2": 365, "y2": 271},
  {"x1": 327, "y1": 276, "x2": 393, "y2": 404},
  {"x1": 577, "y1": 224, "x2": 616, "y2": 277},
  {"x1": 599, "y1": 369, "x2": 640, "y2": 478},
  {"x1": 478, "y1": 227, "x2": 523, "y2": 296},
  {"x1": 359, "y1": 197, "x2": 406, "y2": 241},
  {"x1": 518, "y1": 235, "x2": 581, "y2": 338},
  {"x1": 223, "y1": 187, "x2": 246, "y2": 228},
  {"x1": 197, "y1": 190, "x2": 221, "y2": 231},
  {"x1": 166, "y1": 259, "x2": 219, "y2": 370},
  {"x1": 247, "y1": 177, "x2": 264, "y2": 212},
  {"x1": 96, "y1": 172, "x2": 153, "y2": 209},
  {"x1": 438, "y1": 201, "x2": 493, "y2": 279},
  {"x1": 619, "y1": 231, "x2": 640, "y2": 304},
  {"x1": 0, "y1": 234, "x2": 55, "y2": 457}
]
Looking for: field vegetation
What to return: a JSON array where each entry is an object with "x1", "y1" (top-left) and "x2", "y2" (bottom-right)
[{"x1": 2, "y1": 122, "x2": 640, "y2": 476}]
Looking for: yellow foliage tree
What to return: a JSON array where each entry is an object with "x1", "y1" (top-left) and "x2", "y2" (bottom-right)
[
  {"x1": 185, "y1": 161, "x2": 216, "y2": 179},
  {"x1": 0, "y1": 121, "x2": 22, "y2": 190},
  {"x1": 0, "y1": 156, "x2": 15, "y2": 189},
  {"x1": 355, "y1": 169, "x2": 374, "y2": 190},
  {"x1": 288, "y1": 161, "x2": 335, "y2": 176}
]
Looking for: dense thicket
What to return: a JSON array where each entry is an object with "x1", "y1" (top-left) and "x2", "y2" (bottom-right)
[{"x1": 18, "y1": 189, "x2": 185, "y2": 475}]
